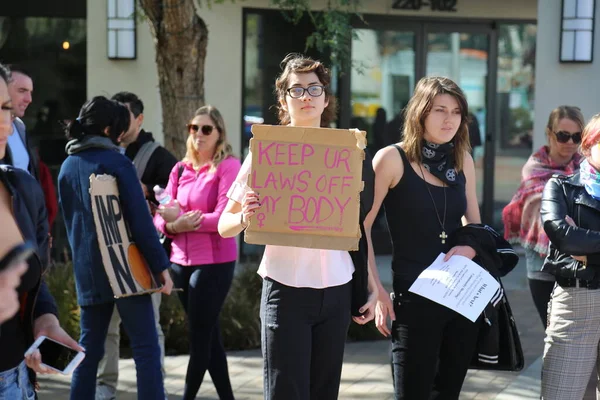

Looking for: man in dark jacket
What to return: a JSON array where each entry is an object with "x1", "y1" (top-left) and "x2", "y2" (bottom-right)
[
  {"x1": 96, "y1": 92, "x2": 177, "y2": 400},
  {"x1": 113, "y1": 92, "x2": 178, "y2": 204}
]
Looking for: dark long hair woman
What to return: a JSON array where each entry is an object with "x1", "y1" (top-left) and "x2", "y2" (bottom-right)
[{"x1": 58, "y1": 96, "x2": 173, "y2": 399}]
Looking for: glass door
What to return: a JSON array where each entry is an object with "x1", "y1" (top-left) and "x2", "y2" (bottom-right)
[
  {"x1": 349, "y1": 27, "x2": 418, "y2": 253},
  {"x1": 424, "y1": 25, "x2": 493, "y2": 222},
  {"x1": 493, "y1": 24, "x2": 536, "y2": 229},
  {"x1": 346, "y1": 20, "x2": 536, "y2": 235},
  {"x1": 350, "y1": 28, "x2": 417, "y2": 155}
]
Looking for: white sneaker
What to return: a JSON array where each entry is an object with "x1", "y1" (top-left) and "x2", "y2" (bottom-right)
[{"x1": 95, "y1": 384, "x2": 117, "y2": 400}]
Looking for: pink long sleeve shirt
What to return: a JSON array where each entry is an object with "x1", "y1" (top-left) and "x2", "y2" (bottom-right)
[{"x1": 154, "y1": 156, "x2": 241, "y2": 266}]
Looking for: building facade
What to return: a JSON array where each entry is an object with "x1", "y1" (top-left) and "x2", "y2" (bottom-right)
[{"x1": 3, "y1": 0, "x2": 600, "y2": 258}]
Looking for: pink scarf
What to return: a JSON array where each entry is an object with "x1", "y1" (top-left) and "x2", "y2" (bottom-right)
[{"x1": 502, "y1": 146, "x2": 581, "y2": 256}]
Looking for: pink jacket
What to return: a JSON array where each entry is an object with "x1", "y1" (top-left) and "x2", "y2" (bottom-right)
[{"x1": 154, "y1": 156, "x2": 241, "y2": 266}]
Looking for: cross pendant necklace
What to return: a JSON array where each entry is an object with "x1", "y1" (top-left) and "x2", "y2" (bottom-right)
[
  {"x1": 419, "y1": 164, "x2": 448, "y2": 244},
  {"x1": 439, "y1": 230, "x2": 448, "y2": 244}
]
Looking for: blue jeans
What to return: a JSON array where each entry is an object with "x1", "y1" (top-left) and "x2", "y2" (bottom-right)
[
  {"x1": 0, "y1": 361, "x2": 35, "y2": 400},
  {"x1": 70, "y1": 295, "x2": 164, "y2": 400}
]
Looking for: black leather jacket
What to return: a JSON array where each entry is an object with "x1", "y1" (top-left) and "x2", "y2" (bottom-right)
[{"x1": 541, "y1": 172, "x2": 600, "y2": 281}]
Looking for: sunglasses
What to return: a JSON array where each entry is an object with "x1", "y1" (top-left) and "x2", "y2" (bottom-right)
[
  {"x1": 187, "y1": 124, "x2": 217, "y2": 135},
  {"x1": 554, "y1": 130, "x2": 582, "y2": 144}
]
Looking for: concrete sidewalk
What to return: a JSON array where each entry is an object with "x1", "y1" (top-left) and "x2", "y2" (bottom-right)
[{"x1": 38, "y1": 254, "x2": 555, "y2": 399}]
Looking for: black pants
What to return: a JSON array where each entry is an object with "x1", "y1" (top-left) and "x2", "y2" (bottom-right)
[
  {"x1": 260, "y1": 277, "x2": 352, "y2": 400},
  {"x1": 528, "y1": 278, "x2": 555, "y2": 329},
  {"x1": 170, "y1": 262, "x2": 235, "y2": 400},
  {"x1": 391, "y1": 291, "x2": 480, "y2": 400}
]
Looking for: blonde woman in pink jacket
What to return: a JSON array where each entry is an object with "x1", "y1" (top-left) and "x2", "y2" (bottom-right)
[{"x1": 154, "y1": 105, "x2": 240, "y2": 400}]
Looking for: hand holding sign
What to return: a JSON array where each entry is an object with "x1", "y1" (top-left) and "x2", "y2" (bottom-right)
[
  {"x1": 159, "y1": 270, "x2": 173, "y2": 295},
  {"x1": 245, "y1": 125, "x2": 365, "y2": 251},
  {"x1": 241, "y1": 190, "x2": 261, "y2": 226}
]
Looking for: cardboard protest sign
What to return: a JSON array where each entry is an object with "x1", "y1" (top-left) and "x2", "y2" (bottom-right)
[
  {"x1": 244, "y1": 125, "x2": 366, "y2": 251},
  {"x1": 89, "y1": 174, "x2": 160, "y2": 298}
]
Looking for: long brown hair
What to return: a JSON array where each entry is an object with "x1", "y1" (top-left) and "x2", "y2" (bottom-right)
[
  {"x1": 274, "y1": 53, "x2": 337, "y2": 127},
  {"x1": 184, "y1": 105, "x2": 234, "y2": 170},
  {"x1": 402, "y1": 76, "x2": 470, "y2": 171}
]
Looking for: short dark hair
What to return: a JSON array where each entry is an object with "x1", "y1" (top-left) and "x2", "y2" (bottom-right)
[
  {"x1": 65, "y1": 96, "x2": 131, "y2": 143},
  {"x1": 0, "y1": 63, "x2": 10, "y2": 84},
  {"x1": 6, "y1": 64, "x2": 32, "y2": 81},
  {"x1": 111, "y1": 91, "x2": 144, "y2": 117}
]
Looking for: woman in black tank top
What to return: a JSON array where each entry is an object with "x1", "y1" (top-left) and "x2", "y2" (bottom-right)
[{"x1": 364, "y1": 77, "x2": 481, "y2": 399}]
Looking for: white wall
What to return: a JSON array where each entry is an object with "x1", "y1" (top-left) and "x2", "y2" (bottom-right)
[
  {"x1": 88, "y1": 0, "x2": 537, "y2": 155},
  {"x1": 533, "y1": 2, "x2": 600, "y2": 149},
  {"x1": 87, "y1": 1, "x2": 242, "y2": 151},
  {"x1": 200, "y1": 3, "x2": 243, "y2": 155},
  {"x1": 87, "y1": 0, "x2": 163, "y2": 143}
]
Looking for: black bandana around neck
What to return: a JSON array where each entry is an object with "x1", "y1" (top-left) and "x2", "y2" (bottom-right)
[{"x1": 420, "y1": 139, "x2": 465, "y2": 186}]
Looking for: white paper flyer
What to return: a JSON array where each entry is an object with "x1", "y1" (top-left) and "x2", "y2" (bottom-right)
[{"x1": 408, "y1": 253, "x2": 501, "y2": 322}]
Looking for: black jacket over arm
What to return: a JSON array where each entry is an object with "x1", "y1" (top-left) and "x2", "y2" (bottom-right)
[{"x1": 448, "y1": 224, "x2": 523, "y2": 371}]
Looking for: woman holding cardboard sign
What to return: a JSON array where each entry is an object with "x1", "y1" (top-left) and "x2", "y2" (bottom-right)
[
  {"x1": 367, "y1": 77, "x2": 481, "y2": 399},
  {"x1": 58, "y1": 96, "x2": 173, "y2": 400},
  {"x1": 219, "y1": 53, "x2": 378, "y2": 400}
]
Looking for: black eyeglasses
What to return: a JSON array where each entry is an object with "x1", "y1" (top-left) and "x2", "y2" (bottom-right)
[
  {"x1": 554, "y1": 130, "x2": 582, "y2": 144},
  {"x1": 286, "y1": 85, "x2": 325, "y2": 99},
  {"x1": 187, "y1": 124, "x2": 217, "y2": 135}
]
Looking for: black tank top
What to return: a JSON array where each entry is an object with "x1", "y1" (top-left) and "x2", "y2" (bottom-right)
[{"x1": 384, "y1": 145, "x2": 466, "y2": 286}]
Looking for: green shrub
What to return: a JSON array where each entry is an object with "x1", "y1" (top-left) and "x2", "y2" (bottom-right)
[
  {"x1": 44, "y1": 263, "x2": 80, "y2": 341},
  {"x1": 160, "y1": 289, "x2": 189, "y2": 355},
  {"x1": 219, "y1": 264, "x2": 262, "y2": 350},
  {"x1": 159, "y1": 262, "x2": 263, "y2": 353}
]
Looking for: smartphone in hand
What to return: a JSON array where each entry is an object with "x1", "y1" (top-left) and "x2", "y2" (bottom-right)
[{"x1": 24, "y1": 336, "x2": 85, "y2": 375}]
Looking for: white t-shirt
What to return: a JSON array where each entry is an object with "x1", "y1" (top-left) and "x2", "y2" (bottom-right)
[{"x1": 227, "y1": 154, "x2": 354, "y2": 289}]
